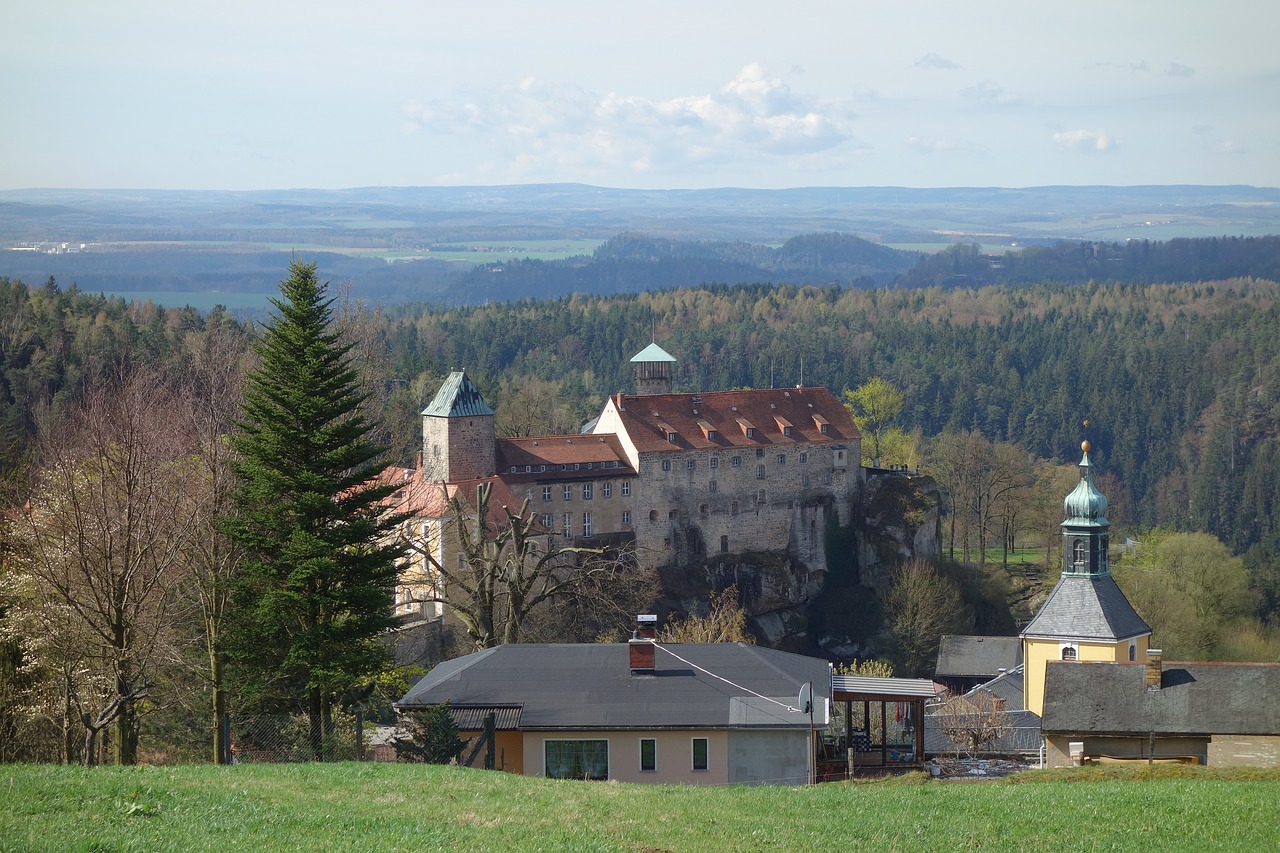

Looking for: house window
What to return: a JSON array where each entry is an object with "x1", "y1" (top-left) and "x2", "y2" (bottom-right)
[
  {"x1": 745, "y1": 427, "x2": 755, "y2": 438},
  {"x1": 582, "y1": 483, "x2": 593, "y2": 500},
  {"x1": 731, "y1": 456, "x2": 742, "y2": 468},
  {"x1": 602, "y1": 482, "x2": 612, "y2": 498},
  {"x1": 543, "y1": 486, "x2": 553, "y2": 502},
  {"x1": 1129, "y1": 642, "x2": 1136, "y2": 662},
  {"x1": 667, "y1": 432, "x2": 677, "y2": 443},
  {"x1": 640, "y1": 738, "x2": 656, "y2": 773},
  {"x1": 541, "y1": 513, "x2": 554, "y2": 530},
  {"x1": 820, "y1": 423, "x2": 829, "y2": 434},
  {"x1": 562, "y1": 513, "x2": 572, "y2": 538},
  {"x1": 582, "y1": 512, "x2": 592, "y2": 537},
  {"x1": 756, "y1": 465, "x2": 765, "y2": 479},
  {"x1": 1061, "y1": 645, "x2": 1078, "y2": 661},
  {"x1": 661, "y1": 460, "x2": 672, "y2": 472},
  {"x1": 783, "y1": 426, "x2": 792, "y2": 436},
  {"x1": 621, "y1": 481, "x2": 631, "y2": 497},
  {"x1": 710, "y1": 457, "x2": 719, "y2": 469},
  {"x1": 692, "y1": 737, "x2": 709, "y2": 772},
  {"x1": 1073, "y1": 540, "x2": 1087, "y2": 565},
  {"x1": 709, "y1": 480, "x2": 718, "y2": 494},
  {"x1": 622, "y1": 510, "x2": 631, "y2": 525},
  {"x1": 545, "y1": 739, "x2": 608, "y2": 780}
]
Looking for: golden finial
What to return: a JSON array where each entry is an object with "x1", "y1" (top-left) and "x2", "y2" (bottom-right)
[{"x1": 1082, "y1": 439, "x2": 1091, "y2": 454}]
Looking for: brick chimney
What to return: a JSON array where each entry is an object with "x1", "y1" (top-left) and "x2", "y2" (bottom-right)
[
  {"x1": 1145, "y1": 648, "x2": 1163, "y2": 691},
  {"x1": 629, "y1": 614, "x2": 658, "y2": 674}
]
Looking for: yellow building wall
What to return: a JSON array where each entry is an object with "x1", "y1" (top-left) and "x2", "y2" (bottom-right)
[
  {"x1": 1023, "y1": 634, "x2": 1148, "y2": 717},
  {"x1": 458, "y1": 730, "x2": 525, "y2": 774}
]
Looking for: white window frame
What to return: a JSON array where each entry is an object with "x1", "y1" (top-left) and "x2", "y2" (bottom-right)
[
  {"x1": 542, "y1": 486, "x2": 553, "y2": 502},
  {"x1": 602, "y1": 481, "x2": 612, "y2": 498},
  {"x1": 621, "y1": 481, "x2": 631, "y2": 497}
]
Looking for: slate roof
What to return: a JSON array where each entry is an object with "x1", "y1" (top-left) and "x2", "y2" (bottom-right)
[
  {"x1": 966, "y1": 664, "x2": 1026, "y2": 712},
  {"x1": 630, "y1": 342, "x2": 677, "y2": 363},
  {"x1": 1041, "y1": 661, "x2": 1280, "y2": 737},
  {"x1": 607, "y1": 387, "x2": 859, "y2": 455},
  {"x1": 1020, "y1": 573, "x2": 1151, "y2": 642},
  {"x1": 935, "y1": 635, "x2": 1023, "y2": 679},
  {"x1": 422, "y1": 371, "x2": 495, "y2": 418},
  {"x1": 924, "y1": 709, "x2": 1043, "y2": 756},
  {"x1": 397, "y1": 643, "x2": 831, "y2": 730}
]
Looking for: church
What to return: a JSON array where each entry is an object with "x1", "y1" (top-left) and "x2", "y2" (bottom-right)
[{"x1": 381, "y1": 343, "x2": 863, "y2": 622}]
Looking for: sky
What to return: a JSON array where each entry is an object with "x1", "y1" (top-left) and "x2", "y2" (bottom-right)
[{"x1": 3, "y1": 1, "x2": 1278, "y2": 191}]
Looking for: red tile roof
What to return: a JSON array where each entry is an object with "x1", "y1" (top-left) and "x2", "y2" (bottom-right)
[
  {"x1": 496, "y1": 434, "x2": 635, "y2": 481},
  {"x1": 609, "y1": 387, "x2": 859, "y2": 453}
]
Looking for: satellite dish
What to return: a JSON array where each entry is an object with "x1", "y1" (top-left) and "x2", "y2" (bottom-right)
[{"x1": 798, "y1": 682, "x2": 812, "y2": 715}]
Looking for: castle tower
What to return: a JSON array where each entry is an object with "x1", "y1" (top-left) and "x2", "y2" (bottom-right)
[
  {"x1": 1020, "y1": 441, "x2": 1152, "y2": 717},
  {"x1": 421, "y1": 371, "x2": 495, "y2": 483},
  {"x1": 630, "y1": 342, "x2": 676, "y2": 396}
]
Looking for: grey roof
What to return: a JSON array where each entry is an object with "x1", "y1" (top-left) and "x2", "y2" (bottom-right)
[
  {"x1": 422, "y1": 371, "x2": 495, "y2": 418},
  {"x1": 830, "y1": 675, "x2": 940, "y2": 699},
  {"x1": 965, "y1": 664, "x2": 1026, "y2": 712},
  {"x1": 1041, "y1": 661, "x2": 1280, "y2": 737},
  {"x1": 629, "y1": 342, "x2": 677, "y2": 363},
  {"x1": 935, "y1": 635, "x2": 1023, "y2": 678},
  {"x1": 396, "y1": 643, "x2": 831, "y2": 730},
  {"x1": 1020, "y1": 573, "x2": 1151, "y2": 642}
]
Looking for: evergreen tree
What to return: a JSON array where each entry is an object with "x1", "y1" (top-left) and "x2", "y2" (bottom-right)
[{"x1": 222, "y1": 259, "x2": 404, "y2": 760}]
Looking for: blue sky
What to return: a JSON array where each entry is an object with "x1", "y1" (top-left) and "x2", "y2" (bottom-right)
[{"x1": 4, "y1": 1, "x2": 1277, "y2": 191}]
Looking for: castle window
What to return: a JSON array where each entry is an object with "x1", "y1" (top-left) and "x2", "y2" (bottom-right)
[
  {"x1": 799, "y1": 452, "x2": 808, "y2": 464},
  {"x1": 820, "y1": 424, "x2": 829, "y2": 434},
  {"x1": 777, "y1": 454, "x2": 786, "y2": 465},
  {"x1": 687, "y1": 459, "x2": 696, "y2": 471},
  {"x1": 710, "y1": 457, "x2": 719, "y2": 469},
  {"x1": 669, "y1": 509, "x2": 678, "y2": 519},
  {"x1": 433, "y1": 444, "x2": 440, "y2": 458},
  {"x1": 525, "y1": 465, "x2": 532, "y2": 473},
  {"x1": 621, "y1": 481, "x2": 631, "y2": 497},
  {"x1": 510, "y1": 466, "x2": 517, "y2": 473},
  {"x1": 822, "y1": 474, "x2": 831, "y2": 485},
  {"x1": 562, "y1": 513, "x2": 572, "y2": 538},
  {"x1": 540, "y1": 465, "x2": 546, "y2": 472},
  {"x1": 602, "y1": 482, "x2": 612, "y2": 498},
  {"x1": 709, "y1": 480, "x2": 717, "y2": 494},
  {"x1": 541, "y1": 513, "x2": 554, "y2": 530},
  {"x1": 745, "y1": 428, "x2": 755, "y2": 438},
  {"x1": 563, "y1": 485, "x2": 573, "y2": 501},
  {"x1": 622, "y1": 510, "x2": 631, "y2": 525},
  {"x1": 730, "y1": 501, "x2": 739, "y2": 515},
  {"x1": 802, "y1": 474, "x2": 810, "y2": 487},
  {"x1": 699, "y1": 503, "x2": 709, "y2": 515},
  {"x1": 543, "y1": 486, "x2": 552, "y2": 502},
  {"x1": 756, "y1": 449, "x2": 764, "y2": 458},
  {"x1": 783, "y1": 426, "x2": 792, "y2": 436},
  {"x1": 582, "y1": 512, "x2": 592, "y2": 537},
  {"x1": 731, "y1": 456, "x2": 742, "y2": 468},
  {"x1": 667, "y1": 432, "x2": 677, "y2": 443},
  {"x1": 582, "y1": 483, "x2": 593, "y2": 500},
  {"x1": 721, "y1": 535, "x2": 729, "y2": 553},
  {"x1": 757, "y1": 489, "x2": 766, "y2": 504},
  {"x1": 756, "y1": 465, "x2": 765, "y2": 479},
  {"x1": 649, "y1": 510, "x2": 658, "y2": 522},
  {"x1": 661, "y1": 460, "x2": 671, "y2": 471}
]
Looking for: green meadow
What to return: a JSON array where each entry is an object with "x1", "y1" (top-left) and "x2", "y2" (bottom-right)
[{"x1": 2, "y1": 763, "x2": 1277, "y2": 852}]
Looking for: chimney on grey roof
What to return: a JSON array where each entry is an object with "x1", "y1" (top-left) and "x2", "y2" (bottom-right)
[
  {"x1": 1145, "y1": 648, "x2": 1163, "y2": 691},
  {"x1": 629, "y1": 614, "x2": 657, "y2": 675}
]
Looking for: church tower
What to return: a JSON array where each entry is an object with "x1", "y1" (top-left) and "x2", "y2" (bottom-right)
[
  {"x1": 630, "y1": 342, "x2": 676, "y2": 396},
  {"x1": 1020, "y1": 441, "x2": 1152, "y2": 717},
  {"x1": 421, "y1": 370, "x2": 495, "y2": 483}
]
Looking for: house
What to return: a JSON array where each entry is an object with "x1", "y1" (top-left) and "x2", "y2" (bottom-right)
[
  {"x1": 934, "y1": 634, "x2": 1023, "y2": 695},
  {"x1": 924, "y1": 665, "x2": 1044, "y2": 759},
  {"x1": 1040, "y1": 653, "x2": 1280, "y2": 767},
  {"x1": 395, "y1": 622, "x2": 832, "y2": 785},
  {"x1": 388, "y1": 344, "x2": 863, "y2": 622}
]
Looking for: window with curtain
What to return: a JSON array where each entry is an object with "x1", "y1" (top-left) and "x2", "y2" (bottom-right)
[{"x1": 545, "y1": 739, "x2": 609, "y2": 780}]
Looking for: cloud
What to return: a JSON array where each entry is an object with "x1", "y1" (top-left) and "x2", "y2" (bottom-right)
[
  {"x1": 905, "y1": 136, "x2": 959, "y2": 153},
  {"x1": 1165, "y1": 62, "x2": 1195, "y2": 77},
  {"x1": 961, "y1": 80, "x2": 1021, "y2": 106},
  {"x1": 915, "y1": 53, "x2": 961, "y2": 71},
  {"x1": 1211, "y1": 140, "x2": 1245, "y2": 155},
  {"x1": 1053, "y1": 129, "x2": 1117, "y2": 152},
  {"x1": 400, "y1": 65, "x2": 864, "y2": 179}
]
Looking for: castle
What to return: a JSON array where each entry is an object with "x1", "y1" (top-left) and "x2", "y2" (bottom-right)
[{"x1": 384, "y1": 343, "x2": 865, "y2": 624}]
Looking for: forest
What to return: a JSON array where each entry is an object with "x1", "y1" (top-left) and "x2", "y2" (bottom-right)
[{"x1": 2, "y1": 267, "x2": 1279, "y2": 761}]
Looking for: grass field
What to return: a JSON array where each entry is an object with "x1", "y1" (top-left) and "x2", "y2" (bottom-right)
[{"x1": 2, "y1": 763, "x2": 1277, "y2": 852}]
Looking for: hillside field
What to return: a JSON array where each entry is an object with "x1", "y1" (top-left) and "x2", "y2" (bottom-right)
[{"x1": 2, "y1": 763, "x2": 1277, "y2": 852}]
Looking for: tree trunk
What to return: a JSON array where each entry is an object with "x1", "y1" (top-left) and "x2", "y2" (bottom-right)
[{"x1": 309, "y1": 687, "x2": 324, "y2": 761}]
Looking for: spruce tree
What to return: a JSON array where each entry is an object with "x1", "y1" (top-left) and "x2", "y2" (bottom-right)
[{"x1": 222, "y1": 259, "x2": 403, "y2": 759}]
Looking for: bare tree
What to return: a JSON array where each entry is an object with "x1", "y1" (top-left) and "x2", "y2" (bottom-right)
[
  {"x1": 400, "y1": 480, "x2": 645, "y2": 649},
  {"x1": 933, "y1": 688, "x2": 1010, "y2": 757},
  {"x1": 883, "y1": 559, "x2": 968, "y2": 677},
  {"x1": 659, "y1": 585, "x2": 754, "y2": 644},
  {"x1": 11, "y1": 367, "x2": 201, "y2": 764}
]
